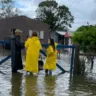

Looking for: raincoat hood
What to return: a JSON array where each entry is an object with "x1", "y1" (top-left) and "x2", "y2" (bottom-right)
[{"x1": 31, "y1": 37, "x2": 39, "y2": 42}]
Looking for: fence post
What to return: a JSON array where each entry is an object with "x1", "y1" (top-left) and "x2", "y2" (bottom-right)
[
  {"x1": 73, "y1": 45, "x2": 80, "y2": 74},
  {"x1": 11, "y1": 36, "x2": 17, "y2": 73},
  {"x1": 70, "y1": 44, "x2": 75, "y2": 74}
]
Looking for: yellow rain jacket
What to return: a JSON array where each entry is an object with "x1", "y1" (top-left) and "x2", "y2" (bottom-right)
[
  {"x1": 44, "y1": 43, "x2": 58, "y2": 70},
  {"x1": 24, "y1": 37, "x2": 42, "y2": 73}
]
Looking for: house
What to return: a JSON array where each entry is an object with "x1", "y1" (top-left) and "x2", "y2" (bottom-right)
[
  {"x1": 55, "y1": 31, "x2": 74, "y2": 53},
  {"x1": 0, "y1": 16, "x2": 50, "y2": 44},
  {"x1": 55, "y1": 31, "x2": 73, "y2": 45}
]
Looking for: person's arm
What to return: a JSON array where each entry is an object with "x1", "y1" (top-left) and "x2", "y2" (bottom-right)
[
  {"x1": 24, "y1": 39, "x2": 29, "y2": 49},
  {"x1": 39, "y1": 42, "x2": 42, "y2": 51},
  {"x1": 15, "y1": 37, "x2": 23, "y2": 49},
  {"x1": 37, "y1": 39, "x2": 42, "y2": 51}
]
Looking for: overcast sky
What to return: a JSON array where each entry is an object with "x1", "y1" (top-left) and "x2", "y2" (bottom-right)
[{"x1": 15, "y1": 0, "x2": 96, "y2": 31}]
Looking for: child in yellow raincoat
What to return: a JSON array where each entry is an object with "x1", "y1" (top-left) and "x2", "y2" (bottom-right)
[
  {"x1": 24, "y1": 32, "x2": 42, "y2": 75},
  {"x1": 44, "y1": 38, "x2": 57, "y2": 76}
]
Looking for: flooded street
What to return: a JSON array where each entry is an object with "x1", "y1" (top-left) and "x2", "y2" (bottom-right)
[
  {"x1": 0, "y1": 52, "x2": 96, "y2": 96},
  {"x1": 0, "y1": 0, "x2": 96, "y2": 95}
]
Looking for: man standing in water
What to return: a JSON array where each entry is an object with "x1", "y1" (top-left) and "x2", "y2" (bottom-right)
[{"x1": 11, "y1": 29, "x2": 23, "y2": 73}]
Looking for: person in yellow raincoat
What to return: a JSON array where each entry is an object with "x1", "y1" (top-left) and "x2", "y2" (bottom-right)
[
  {"x1": 44, "y1": 38, "x2": 58, "y2": 76},
  {"x1": 24, "y1": 31, "x2": 42, "y2": 75}
]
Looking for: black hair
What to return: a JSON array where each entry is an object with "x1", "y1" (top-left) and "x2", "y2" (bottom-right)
[{"x1": 49, "y1": 38, "x2": 55, "y2": 51}]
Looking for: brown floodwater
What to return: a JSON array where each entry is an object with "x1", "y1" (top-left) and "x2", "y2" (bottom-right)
[{"x1": 0, "y1": 50, "x2": 96, "y2": 96}]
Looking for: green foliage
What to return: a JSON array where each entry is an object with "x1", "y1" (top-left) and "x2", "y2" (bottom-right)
[
  {"x1": 36, "y1": 0, "x2": 74, "y2": 32},
  {"x1": 0, "y1": 0, "x2": 19, "y2": 18},
  {"x1": 76, "y1": 25, "x2": 89, "y2": 32},
  {"x1": 76, "y1": 25, "x2": 96, "y2": 32},
  {"x1": 72, "y1": 25, "x2": 96, "y2": 53}
]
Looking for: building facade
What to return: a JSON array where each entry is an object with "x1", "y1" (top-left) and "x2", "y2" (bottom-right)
[{"x1": 0, "y1": 16, "x2": 50, "y2": 44}]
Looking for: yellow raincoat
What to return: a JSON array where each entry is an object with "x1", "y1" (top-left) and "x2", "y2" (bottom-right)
[
  {"x1": 44, "y1": 43, "x2": 58, "y2": 70},
  {"x1": 24, "y1": 37, "x2": 42, "y2": 73}
]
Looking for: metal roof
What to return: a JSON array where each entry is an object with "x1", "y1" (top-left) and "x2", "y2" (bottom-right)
[{"x1": 56, "y1": 31, "x2": 66, "y2": 35}]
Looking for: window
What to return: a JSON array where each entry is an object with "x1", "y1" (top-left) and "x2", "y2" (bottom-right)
[
  {"x1": 40, "y1": 31, "x2": 44, "y2": 39},
  {"x1": 29, "y1": 30, "x2": 32, "y2": 37}
]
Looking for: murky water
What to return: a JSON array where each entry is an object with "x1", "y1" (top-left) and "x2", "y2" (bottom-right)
[{"x1": 0, "y1": 50, "x2": 96, "y2": 96}]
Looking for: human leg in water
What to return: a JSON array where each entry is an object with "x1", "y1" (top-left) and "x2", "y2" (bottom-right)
[
  {"x1": 45, "y1": 69, "x2": 49, "y2": 76},
  {"x1": 49, "y1": 70, "x2": 52, "y2": 75}
]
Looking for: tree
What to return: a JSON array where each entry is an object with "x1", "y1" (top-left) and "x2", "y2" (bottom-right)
[
  {"x1": 0, "y1": 0, "x2": 19, "y2": 18},
  {"x1": 72, "y1": 25, "x2": 96, "y2": 68},
  {"x1": 76, "y1": 25, "x2": 94, "y2": 32},
  {"x1": 36, "y1": 0, "x2": 74, "y2": 35},
  {"x1": 73, "y1": 25, "x2": 96, "y2": 52}
]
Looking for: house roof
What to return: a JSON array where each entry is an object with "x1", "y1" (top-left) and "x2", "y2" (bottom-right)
[
  {"x1": 56, "y1": 31, "x2": 74, "y2": 37},
  {"x1": 56, "y1": 31, "x2": 66, "y2": 35}
]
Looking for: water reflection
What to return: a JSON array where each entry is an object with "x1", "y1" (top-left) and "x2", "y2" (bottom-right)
[
  {"x1": 25, "y1": 75, "x2": 38, "y2": 96},
  {"x1": 0, "y1": 51, "x2": 96, "y2": 96},
  {"x1": 11, "y1": 73, "x2": 22, "y2": 96},
  {"x1": 69, "y1": 74, "x2": 96, "y2": 96},
  {"x1": 44, "y1": 76, "x2": 56, "y2": 96}
]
